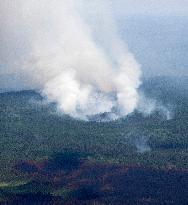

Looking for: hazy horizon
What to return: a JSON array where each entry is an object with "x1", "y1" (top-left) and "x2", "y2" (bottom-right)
[
  {"x1": 0, "y1": 1, "x2": 188, "y2": 119},
  {"x1": 1, "y1": 15, "x2": 188, "y2": 91}
]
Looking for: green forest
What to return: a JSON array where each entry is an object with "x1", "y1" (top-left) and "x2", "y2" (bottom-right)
[{"x1": 0, "y1": 76, "x2": 187, "y2": 204}]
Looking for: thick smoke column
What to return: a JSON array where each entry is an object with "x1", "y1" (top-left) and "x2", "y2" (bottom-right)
[{"x1": 0, "y1": 0, "x2": 142, "y2": 120}]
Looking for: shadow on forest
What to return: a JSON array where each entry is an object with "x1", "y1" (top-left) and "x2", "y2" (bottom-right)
[{"x1": 2, "y1": 151, "x2": 187, "y2": 205}]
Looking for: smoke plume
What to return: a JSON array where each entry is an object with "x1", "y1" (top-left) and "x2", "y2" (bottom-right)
[{"x1": 0, "y1": 0, "x2": 142, "y2": 120}]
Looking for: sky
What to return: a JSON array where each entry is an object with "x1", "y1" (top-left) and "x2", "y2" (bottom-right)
[
  {"x1": 79, "y1": 0, "x2": 188, "y2": 77},
  {"x1": 0, "y1": 0, "x2": 188, "y2": 92},
  {"x1": 107, "y1": 0, "x2": 188, "y2": 77},
  {"x1": 111, "y1": 0, "x2": 188, "y2": 17}
]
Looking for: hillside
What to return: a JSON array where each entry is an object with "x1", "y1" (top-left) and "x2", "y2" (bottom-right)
[{"x1": 0, "y1": 76, "x2": 187, "y2": 204}]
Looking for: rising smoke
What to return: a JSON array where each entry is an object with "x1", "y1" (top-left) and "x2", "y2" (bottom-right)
[{"x1": 0, "y1": 0, "x2": 142, "y2": 120}]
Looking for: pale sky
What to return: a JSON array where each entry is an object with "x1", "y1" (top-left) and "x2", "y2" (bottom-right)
[{"x1": 111, "y1": 0, "x2": 188, "y2": 17}]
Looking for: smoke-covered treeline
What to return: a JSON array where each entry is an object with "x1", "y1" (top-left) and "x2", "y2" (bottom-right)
[{"x1": 0, "y1": 0, "x2": 142, "y2": 120}]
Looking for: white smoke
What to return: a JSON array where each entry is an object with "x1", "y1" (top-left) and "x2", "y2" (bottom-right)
[
  {"x1": 0, "y1": 0, "x2": 142, "y2": 120},
  {"x1": 138, "y1": 94, "x2": 173, "y2": 120}
]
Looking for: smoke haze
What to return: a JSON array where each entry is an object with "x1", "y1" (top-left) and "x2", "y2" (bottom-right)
[{"x1": 0, "y1": 0, "x2": 142, "y2": 120}]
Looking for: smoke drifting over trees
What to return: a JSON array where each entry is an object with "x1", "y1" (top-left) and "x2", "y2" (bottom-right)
[{"x1": 0, "y1": 0, "x2": 142, "y2": 119}]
